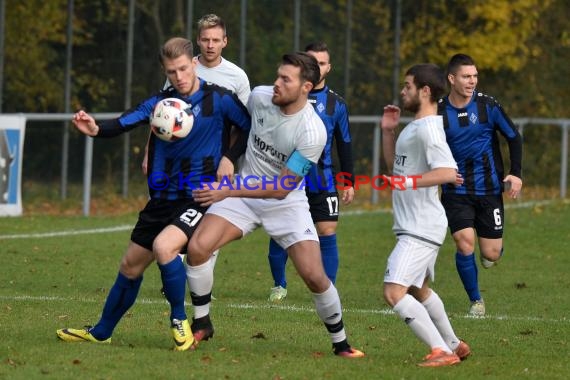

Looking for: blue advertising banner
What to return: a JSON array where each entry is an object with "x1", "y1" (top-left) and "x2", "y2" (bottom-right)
[{"x1": 0, "y1": 115, "x2": 26, "y2": 216}]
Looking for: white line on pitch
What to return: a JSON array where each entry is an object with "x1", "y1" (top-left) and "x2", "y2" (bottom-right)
[
  {"x1": 0, "y1": 294, "x2": 567, "y2": 324},
  {"x1": 0, "y1": 225, "x2": 132, "y2": 239}
]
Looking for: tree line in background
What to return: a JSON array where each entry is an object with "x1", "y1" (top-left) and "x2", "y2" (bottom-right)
[{"x1": 3, "y1": 0, "x2": 569, "y2": 192}]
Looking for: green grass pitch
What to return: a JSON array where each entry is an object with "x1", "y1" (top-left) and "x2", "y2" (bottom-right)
[{"x1": 1, "y1": 200, "x2": 569, "y2": 379}]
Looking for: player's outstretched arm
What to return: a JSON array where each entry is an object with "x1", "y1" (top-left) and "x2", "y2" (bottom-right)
[
  {"x1": 72, "y1": 110, "x2": 99, "y2": 136},
  {"x1": 192, "y1": 167, "x2": 303, "y2": 206}
]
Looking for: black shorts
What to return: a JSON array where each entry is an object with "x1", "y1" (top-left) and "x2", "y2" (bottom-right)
[
  {"x1": 440, "y1": 193, "x2": 504, "y2": 239},
  {"x1": 307, "y1": 191, "x2": 340, "y2": 223},
  {"x1": 130, "y1": 198, "x2": 209, "y2": 251}
]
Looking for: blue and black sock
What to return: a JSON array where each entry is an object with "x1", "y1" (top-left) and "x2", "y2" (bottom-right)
[
  {"x1": 158, "y1": 256, "x2": 188, "y2": 321},
  {"x1": 90, "y1": 272, "x2": 142, "y2": 340},
  {"x1": 268, "y1": 238, "x2": 288, "y2": 288},
  {"x1": 320, "y1": 234, "x2": 339, "y2": 284},
  {"x1": 455, "y1": 252, "x2": 481, "y2": 302}
]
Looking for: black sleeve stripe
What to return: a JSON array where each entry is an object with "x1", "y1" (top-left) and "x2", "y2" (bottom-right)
[
  {"x1": 96, "y1": 119, "x2": 124, "y2": 138},
  {"x1": 326, "y1": 90, "x2": 337, "y2": 116},
  {"x1": 437, "y1": 99, "x2": 449, "y2": 129},
  {"x1": 476, "y1": 97, "x2": 488, "y2": 124}
]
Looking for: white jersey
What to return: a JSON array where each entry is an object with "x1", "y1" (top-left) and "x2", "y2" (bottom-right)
[
  {"x1": 196, "y1": 56, "x2": 251, "y2": 105},
  {"x1": 163, "y1": 56, "x2": 250, "y2": 105},
  {"x1": 392, "y1": 115, "x2": 457, "y2": 246},
  {"x1": 241, "y1": 85, "x2": 326, "y2": 199}
]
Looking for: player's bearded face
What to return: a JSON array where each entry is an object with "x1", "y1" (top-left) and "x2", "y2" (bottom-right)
[
  {"x1": 272, "y1": 66, "x2": 304, "y2": 107},
  {"x1": 401, "y1": 79, "x2": 421, "y2": 114},
  {"x1": 403, "y1": 91, "x2": 420, "y2": 114}
]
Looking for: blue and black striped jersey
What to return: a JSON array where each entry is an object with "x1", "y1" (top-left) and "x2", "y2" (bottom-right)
[
  {"x1": 305, "y1": 86, "x2": 353, "y2": 193},
  {"x1": 102, "y1": 79, "x2": 250, "y2": 200},
  {"x1": 438, "y1": 91, "x2": 522, "y2": 196}
]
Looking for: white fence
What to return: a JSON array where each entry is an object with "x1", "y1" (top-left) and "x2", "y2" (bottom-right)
[{"x1": 3, "y1": 113, "x2": 570, "y2": 216}]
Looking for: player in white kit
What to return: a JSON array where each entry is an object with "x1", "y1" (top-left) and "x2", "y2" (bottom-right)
[
  {"x1": 164, "y1": 13, "x2": 250, "y2": 104},
  {"x1": 192, "y1": 14, "x2": 250, "y2": 105},
  {"x1": 380, "y1": 63, "x2": 470, "y2": 367},
  {"x1": 186, "y1": 52, "x2": 364, "y2": 358}
]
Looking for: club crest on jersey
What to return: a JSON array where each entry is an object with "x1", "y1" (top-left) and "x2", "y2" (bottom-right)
[
  {"x1": 316, "y1": 102, "x2": 325, "y2": 114},
  {"x1": 470, "y1": 113, "x2": 478, "y2": 124}
]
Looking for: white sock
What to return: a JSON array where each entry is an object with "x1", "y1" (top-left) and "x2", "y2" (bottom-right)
[
  {"x1": 313, "y1": 283, "x2": 346, "y2": 343},
  {"x1": 393, "y1": 294, "x2": 451, "y2": 352},
  {"x1": 186, "y1": 260, "x2": 213, "y2": 319},
  {"x1": 422, "y1": 290, "x2": 460, "y2": 350},
  {"x1": 209, "y1": 249, "x2": 220, "y2": 269}
]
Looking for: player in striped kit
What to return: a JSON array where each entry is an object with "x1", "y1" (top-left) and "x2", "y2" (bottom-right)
[
  {"x1": 56, "y1": 37, "x2": 250, "y2": 351},
  {"x1": 438, "y1": 53, "x2": 523, "y2": 316}
]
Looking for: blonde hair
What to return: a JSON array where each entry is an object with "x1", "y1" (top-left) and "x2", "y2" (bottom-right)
[
  {"x1": 197, "y1": 14, "x2": 226, "y2": 37},
  {"x1": 159, "y1": 37, "x2": 193, "y2": 64}
]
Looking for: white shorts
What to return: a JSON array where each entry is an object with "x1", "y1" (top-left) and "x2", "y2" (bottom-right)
[
  {"x1": 384, "y1": 236, "x2": 438, "y2": 288},
  {"x1": 206, "y1": 193, "x2": 318, "y2": 249}
]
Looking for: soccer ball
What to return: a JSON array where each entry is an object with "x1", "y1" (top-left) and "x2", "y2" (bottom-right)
[{"x1": 150, "y1": 98, "x2": 194, "y2": 142}]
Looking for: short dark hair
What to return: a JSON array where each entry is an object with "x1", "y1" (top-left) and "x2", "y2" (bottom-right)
[
  {"x1": 446, "y1": 53, "x2": 476, "y2": 76},
  {"x1": 282, "y1": 52, "x2": 320, "y2": 88},
  {"x1": 304, "y1": 41, "x2": 329, "y2": 54},
  {"x1": 405, "y1": 63, "x2": 446, "y2": 102},
  {"x1": 159, "y1": 37, "x2": 193, "y2": 64}
]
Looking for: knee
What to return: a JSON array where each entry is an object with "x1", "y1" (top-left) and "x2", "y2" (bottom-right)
[
  {"x1": 452, "y1": 229, "x2": 476, "y2": 254},
  {"x1": 119, "y1": 256, "x2": 143, "y2": 279},
  {"x1": 302, "y1": 272, "x2": 330, "y2": 293},
  {"x1": 454, "y1": 238, "x2": 475, "y2": 254},
  {"x1": 383, "y1": 290, "x2": 399, "y2": 308},
  {"x1": 316, "y1": 225, "x2": 337, "y2": 236},
  {"x1": 481, "y1": 246, "x2": 503, "y2": 261},
  {"x1": 383, "y1": 284, "x2": 408, "y2": 308},
  {"x1": 187, "y1": 238, "x2": 211, "y2": 266},
  {"x1": 152, "y1": 236, "x2": 179, "y2": 263}
]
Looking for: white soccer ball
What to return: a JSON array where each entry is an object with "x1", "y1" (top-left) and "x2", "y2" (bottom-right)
[{"x1": 150, "y1": 98, "x2": 194, "y2": 142}]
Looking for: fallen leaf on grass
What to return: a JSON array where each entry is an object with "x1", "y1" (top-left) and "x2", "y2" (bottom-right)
[
  {"x1": 251, "y1": 332, "x2": 266, "y2": 339},
  {"x1": 201, "y1": 355, "x2": 212, "y2": 364}
]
